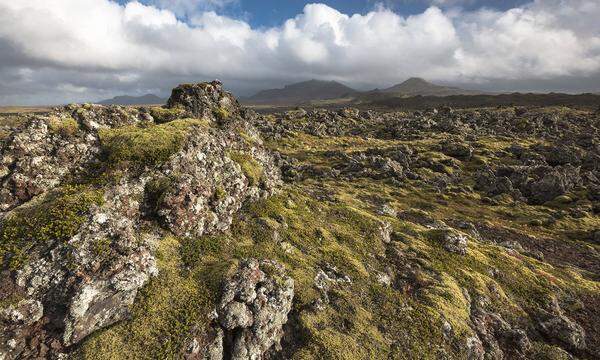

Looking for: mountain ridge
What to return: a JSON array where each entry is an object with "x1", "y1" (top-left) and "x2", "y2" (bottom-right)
[
  {"x1": 97, "y1": 94, "x2": 166, "y2": 105},
  {"x1": 243, "y1": 79, "x2": 358, "y2": 105}
]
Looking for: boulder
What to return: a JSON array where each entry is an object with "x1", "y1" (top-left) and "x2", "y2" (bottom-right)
[
  {"x1": 441, "y1": 140, "x2": 473, "y2": 160},
  {"x1": 195, "y1": 259, "x2": 294, "y2": 360},
  {"x1": 166, "y1": 80, "x2": 241, "y2": 121},
  {"x1": 539, "y1": 314, "x2": 586, "y2": 350},
  {"x1": 438, "y1": 229, "x2": 469, "y2": 255}
]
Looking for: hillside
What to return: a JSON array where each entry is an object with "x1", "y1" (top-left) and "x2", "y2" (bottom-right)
[
  {"x1": 244, "y1": 79, "x2": 357, "y2": 105},
  {"x1": 355, "y1": 78, "x2": 484, "y2": 102},
  {"x1": 364, "y1": 92, "x2": 600, "y2": 110},
  {"x1": 384, "y1": 77, "x2": 483, "y2": 96},
  {"x1": 0, "y1": 82, "x2": 599, "y2": 360},
  {"x1": 97, "y1": 94, "x2": 166, "y2": 105}
]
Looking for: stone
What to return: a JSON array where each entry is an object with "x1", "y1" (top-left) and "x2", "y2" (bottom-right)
[
  {"x1": 166, "y1": 80, "x2": 240, "y2": 121},
  {"x1": 539, "y1": 314, "x2": 586, "y2": 350},
  {"x1": 441, "y1": 140, "x2": 474, "y2": 159},
  {"x1": 0, "y1": 82, "x2": 282, "y2": 359},
  {"x1": 379, "y1": 221, "x2": 392, "y2": 244},
  {"x1": 439, "y1": 229, "x2": 469, "y2": 255},
  {"x1": 205, "y1": 259, "x2": 294, "y2": 360}
]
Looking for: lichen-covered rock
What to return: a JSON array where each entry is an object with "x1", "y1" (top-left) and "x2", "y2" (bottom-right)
[
  {"x1": 166, "y1": 80, "x2": 241, "y2": 121},
  {"x1": 539, "y1": 314, "x2": 586, "y2": 350},
  {"x1": 0, "y1": 82, "x2": 282, "y2": 359},
  {"x1": 526, "y1": 165, "x2": 581, "y2": 204},
  {"x1": 469, "y1": 296, "x2": 531, "y2": 359},
  {"x1": 441, "y1": 139, "x2": 473, "y2": 159},
  {"x1": 0, "y1": 178, "x2": 158, "y2": 358},
  {"x1": 154, "y1": 125, "x2": 280, "y2": 238},
  {"x1": 194, "y1": 259, "x2": 294, "y2": 360},
  {"x1": 438, "y1": 228, "x2": 469, "y2": 255},
  {"x1": 0, "y1": 106, "x2": 146, "y2": 213},
  {"x1": 378, "y1": 221, "x2": 392, "y2": 244}
]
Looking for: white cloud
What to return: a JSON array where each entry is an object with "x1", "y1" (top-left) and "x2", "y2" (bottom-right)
[{"x1": 0, "y1": 0, "x2": 599, "y2": 104}]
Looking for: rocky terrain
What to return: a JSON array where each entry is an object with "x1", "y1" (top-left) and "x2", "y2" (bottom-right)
[{"x1": 0, "y1": 82, "x2": 599, "y2": 359}]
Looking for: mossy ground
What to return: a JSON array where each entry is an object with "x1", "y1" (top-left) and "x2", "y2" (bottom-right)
[
  {"x1": 71, "y1": 124, "x2": 599, "y2": 358},
  {"x1": 99, "y1": 118, "x2": 209, "y2": 168},
  {"x1": 0, "y1": 186, "x2": 103, "y2": 270}
]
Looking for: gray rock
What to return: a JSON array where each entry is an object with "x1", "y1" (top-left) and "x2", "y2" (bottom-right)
[
  {"x1": 539, "y1": 314, "x2": 586, "y2": 350},
  {"x1": 441, "y1": 140, "x2": 473, "y2": 159},
  {"x1": 204, "y1": 259, "x2": 294, "y2": 360},
  {"x1": 439, "y1": 229, "x2": 469, "y2": 255},
  {"x1": 379, "y1": 221, "x2": 392, "y2": 244},
  {"x1": 166, "y1": 80, "x2": 240, "y2": 121}
]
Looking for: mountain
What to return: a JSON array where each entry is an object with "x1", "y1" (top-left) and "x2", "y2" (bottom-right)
[
  {"x1": 380, "y1": 77, "x2": 484, "y2": 97},
  {"x1": 97, "y1": 94, "x2": 166, "y2": 105},
  {"x1": 368, "y1": 78, "x2": 484, "y2": 97},
  {"x1": 244, "y1": 79, "x2": 358, "y2": 105}
]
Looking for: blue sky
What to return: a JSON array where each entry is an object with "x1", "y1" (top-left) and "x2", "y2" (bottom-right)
[{"x1": 122, "y1": 0, "x2": 532, "y2": 27}]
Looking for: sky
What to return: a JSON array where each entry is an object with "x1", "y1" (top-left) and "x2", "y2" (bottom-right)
[{"x1": 0, "y1": 0, "x2": 599, "y2": 105}]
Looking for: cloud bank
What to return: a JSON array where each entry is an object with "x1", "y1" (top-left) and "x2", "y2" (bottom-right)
[{"x1": 0, "y1": 0, "x2": 599, "y2": 104}]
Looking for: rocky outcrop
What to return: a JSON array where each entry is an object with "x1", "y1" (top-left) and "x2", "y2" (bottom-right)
[
  {"x1": 0, "y1": 107, "x2": 146, "y2": 213},
  {"x1": 0, "y1": 82, "x2": 281, "y2": 359},
  {"x1": 166, "y1": 80, "x2": 241, "y2": 121},
  {"x1": 468, "y1": 296, "x2": 531, "y2": 359},
  {"x1": 186, "y1": 259, "x2": 294, "y2": 360}
]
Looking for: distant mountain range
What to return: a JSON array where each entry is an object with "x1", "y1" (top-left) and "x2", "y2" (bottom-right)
[
  {"x1": 96, "y1": 78, "x2": 489, "y2": 107},
  {"x1": 97, "y1": 94, "x2": 166, "y2": 105},
  {"x1": 242, "y1": 78, "x2": 486, "y2": 106},
  {"x1": 243, "y1": 80, "x2": 358, "y2": 105}
]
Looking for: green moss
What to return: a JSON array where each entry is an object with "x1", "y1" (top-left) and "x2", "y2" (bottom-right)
[
  {"x1": 99, "y1": 119, "x2": 206, "y2": 167},
  {"x1": 71, "y1": 122, "x2": 600, "y2": 358},
  {"x1": 149, "y1": 106, "x2": 186, "y2": 124},
  {"x1": 75, "y1": 236, "x2": 228, "y2": 359},
  {"x1": 529, "y1": 342, "x2": 572, "y2": 360},
  {"x1": 229, "y1": 151, "x2": 264, "y2": 186},
  {"x1": 213, "y1": 107, "x2": 230, "y2": 121},
  {"x1": 0, "y1": 186, "x2": 104, "y2": 270},
  {"x1": 214, "y1": 185, "x2": 227, "y2": 200},
  {"x1": 48, "y1": 115, "x2": 79, "y2": 136}
]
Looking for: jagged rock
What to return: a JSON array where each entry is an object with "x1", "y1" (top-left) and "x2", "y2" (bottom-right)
[
  {"x1": 438, "y1": 229, "x2": 469, "y2": 255},
  {"x1": 441, "y1": 140, "x2": 473, "y2": 159},
  {"x1": 166, "y1": 80, "x2": 241, "y2": 121},
  {"x1": 466, "y1": 336, "x2": 485, "y2": 360},
  {"x1": 526, "y1": 166, "x2": 580, "y2": 204},
  {"x1": 539, "y1": 314, "x2": 586, "y2": 351},
  {"x1": 0, "y1": 105, "x2": 148, "y2": 213},
  {"x1": 313, "y1": 264, "x2": 351, "y2": 309},
  {"x1": 376, "y1": 202, "x2": 397, "y2": 217},
  {"x1": 470, "y1": 296, "x2": 531, "y2": 359},
  {"x1": 474, "y1": 169, "x2": 514, "y2": 197},
  {"x1": 198, "y1": 259, "x2": 294, "y2": 360},
  {"x1": 378, "y1": 221, "x2": 392, "y2": 244},
  {"x1": 154, "y1": 125, "x2": 280, "y2": 238}
]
